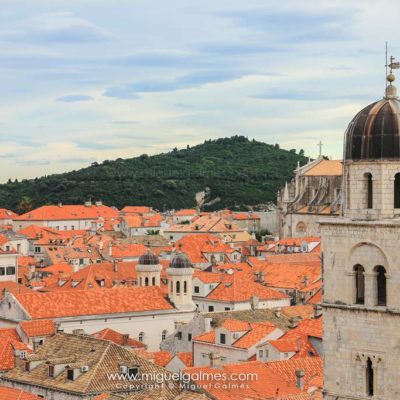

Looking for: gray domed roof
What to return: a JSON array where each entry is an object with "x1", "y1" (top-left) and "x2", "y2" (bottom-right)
[
  {"x1": 170, "y1": 253, "x2": 193, "y2": 269},
  {"x1": 345, "y1": 97, "x2": 400, "y2": 160},
  {"x1": 138, "y1": 251, "x2": 159, "y2": 265}
]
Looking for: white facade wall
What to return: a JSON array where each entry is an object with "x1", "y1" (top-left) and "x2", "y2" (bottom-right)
[{"x1": 0, "y1": 253, "x2": 18, "y2": 283}]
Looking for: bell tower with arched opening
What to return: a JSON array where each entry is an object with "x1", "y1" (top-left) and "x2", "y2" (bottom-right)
[{"x1": 321, "y1": 60, "x2": 400, "y2": 399}]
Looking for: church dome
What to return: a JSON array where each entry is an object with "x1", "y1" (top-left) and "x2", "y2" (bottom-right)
[
  {"x1": 138, "y1": 251, "x2": 159, "y2": 265},
  {"x1": 345, "y1": 81, "x2": 400, "y2": 160},
  {"x1": 169, "y1": 253, "x2": 193, "y2": 269}
]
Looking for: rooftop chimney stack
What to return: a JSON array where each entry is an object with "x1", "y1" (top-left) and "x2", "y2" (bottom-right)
[{"x1": 295, "y1": 369, "x2": 305, "y2": 389}]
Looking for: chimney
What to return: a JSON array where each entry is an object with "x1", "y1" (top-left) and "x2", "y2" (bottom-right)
[
  {"x1": 95, "y1": 201, "x2": 103, "y2": 206},
  {"x1": 121, "y1": 334, "x2": 129, "y2": 346},
  {"x1": 303, "y1": 275, "x2": 309, "y2": 288},
  {"x1": 58, "y1": 202, "x2": 62, "y2": 207},
  {"x1": 295, "y1": 369, "x2": 305, "y2": 389},
  {"x1": 313, "y1": 304, "x2": 323, "y2": 319},
  {"x1": 274, "y1": 308, "x2": 281, "y2": 318},
  {"x1": 84, "y1": 201, "x2": 92, "y2": 207}
]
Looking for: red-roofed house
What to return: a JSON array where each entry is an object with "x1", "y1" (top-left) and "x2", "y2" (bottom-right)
[
  {"x1": 16, "y1": 320, "x2": 55, "y2": 349},
  {"x1": 193, "y1": 318, "x2": 283, "y2": 366},
  {"x1": 185, "y1": 357, "x2": 323, "y2": 400},
  {"x1": 193, "y1": 270, "x2": 290, "y2": 312},
  {"x1": 0, "y1": 209, "x2": 18, "y2": 225},
  {"x1": 172, "y1": 209, "x2": 198, "y2": 224},
  {"x1": 13, "y1": 203, "x2": 119, "y2": 231},
  {"x1": 0, "y1": 286, "x2": 195, "y2": 351},
  {"x1": 176, "y1": 234, "x2": 241, "y2": 269},
  {"x1": 91, "y1": 328, "x2": 147, "y2": 349},
  {"x1": 0, "y1": 385, "x2": 42, "y2": 400}
]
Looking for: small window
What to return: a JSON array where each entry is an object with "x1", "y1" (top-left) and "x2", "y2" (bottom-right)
[
  {"x1": 162, "y1": 330, "x2": 168, "y2": 341},
  {"x1": 0, "y1": 267, "x2": 5, "y2": 276},
  {"x1": 220, "y1": 333, "x2": 226, "y2": 344},
  {"x1": 194, "y1": 286, "x2": 200, "y2": 294},
  {"x1": 259, "y1": 350, "x2": 263, "y2": 358},
  {"x1": 208, "y1": 306, "x2": 214, "y2": 312},
  {"x1": 35, "y1": 247, "x2": 41, "y2": 253},
  {"x1": 224, "y1": 307, "x2": 230, "y2": 311},
  {"x1": 138, "y1": 332, "x2": 144, "y2": 342},
  {"x1": 67, "y1": 369, "x2": 75, "y2": 381},
  {"x1": 184, "y1": 281, "x2": 187, "y2": 294},
  {"x1": 7, "y1": 267, "x2": 15, "y2": 275},
  {"x1": 48, "y1": 365, "x2": 55, "y2": 377},
  {"x1": 188, "y1": 333, "x2": 192, "y2": 342},
  {"x1": 177, "y1": 332, "x2": 182, "y2": 340},
  {"x1": 25, "y1": 361, "x2": 30, "y2": 372},
  {"x1": 128, "y1": 367, "x2": 139, "y2": 377}
]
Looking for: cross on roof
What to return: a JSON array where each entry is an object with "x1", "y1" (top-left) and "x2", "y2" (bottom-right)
[{"x1": 317, "y1": 141, "x2": 323, "y2": 158}]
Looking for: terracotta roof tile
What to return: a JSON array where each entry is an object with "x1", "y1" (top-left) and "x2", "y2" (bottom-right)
[
  {"x1": 19, "y1": 320, "x2": 55, "y2": 337},
  {"x1": 0, "y1": 386, "x2": 42, "y2": 400},
  {"x1": 12, "y1": 286, "x2": 173, "y2": 319}
]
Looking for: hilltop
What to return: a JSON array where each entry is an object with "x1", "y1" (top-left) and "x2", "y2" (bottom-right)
[{"x1": 0, "y1": 136, "x2": 308, "y2": 212}]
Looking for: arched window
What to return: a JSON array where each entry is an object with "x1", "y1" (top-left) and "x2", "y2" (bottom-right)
[
  {"x1": 176, "y1": 281, "x2": 180, "y2": 294},
  {"x1": 375, "y1": 266, "x2": 387, "y2": 306},
  {"x1": 162, "y1": 330, "x2": 168, "y2": 340},
  {"x1": 138, "y1": 332, "x2": 144, "y2": 342},
  {"x1": 184, "y1": 280, "x2": 187, "y2": 294},
  {"x1": 145, "y1": 277, "x2": 149, "y2": 286},
  {"x1": 152, "y1": 277, "x2": 156, "y2": 286},
  {"x1": 394, "y1": 173, "x2": 400, "y2": 208},
  {"x1": 366, "y1": 357, "x2": 374, "y2": 396},
  {"x1": 365, "y1": 173, "x2": 373, "y2": 209},
  {"x1": 354, "y1": 265, "x2": 365, "y2": 304}
]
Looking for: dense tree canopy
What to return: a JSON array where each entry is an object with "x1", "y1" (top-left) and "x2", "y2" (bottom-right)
[{"x1": 0, "y1": 136, "x2": 308, "y2": 212}]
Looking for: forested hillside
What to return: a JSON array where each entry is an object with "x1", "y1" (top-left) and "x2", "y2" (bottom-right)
[{"x1": 0, "y1": 136, "x2": 308, "y2": 212}]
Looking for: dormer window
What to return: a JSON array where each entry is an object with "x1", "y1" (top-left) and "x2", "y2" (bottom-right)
[
  {"x1": 25, "y1": 361, "x2": 30, "y2": 372},
  {"x1": 67, "y1": 369, "x2": 75, "y2": 381},
  {"x1": 48, "y1": 365, "x2": 55, "y2": 377}
]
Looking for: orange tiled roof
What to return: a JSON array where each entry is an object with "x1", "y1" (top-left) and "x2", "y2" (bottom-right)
[
  {"x1": 0, "y1": 386, "x2": 42, "y2": 400},
  {"x1": 121, "y1": 206, "x2": 152, "y2": 214},
  {"x1": 12, "y1": 286, "x2": 174, "y2": 319},
  {"x1": 176, "y1": 234, "x2": 234, "y2": 264},
  {"x1": 185, "y1": 357, "x2": 322, "y2": 400},
  {"x1": 150, "y1": 350, "x2": 174, "y2": 367},
  {"x1": 303, "y1": 159, "x2": 342, "y2": 176},
  {"x1": 308, "y1": 289, "x2": 322, "y2": 305},
  {"x1": 281, "y1": 305, "x2": 315, "y2": 320},
  {"x1": 176, "y1": 352, "x2": 193, "y2": 367},
  {"x1": 205, "y1": 273, "x2": 288, "y2": 302},
  {"x1": 92, "y1": 328, "x2": 146, "y2": 349},
  {"x1": 0, "y1": 328, "x2": 19, "y2": 341},
  {"x1": 15, "y1": 204, "x2": 119, "y2": 221},
  {"x1": 195, "y1": 320, "x2": 277, "y2": 350},
  {"x1": 167, "y1": 215, "x2": 242, "y2": 234},
  {"x1": 0, "y1": 338, "x2": 30, "y2": 371},
  {"x1": 233, "y1": 212, "x2": 260, "y2": 220},
  {"x1": 0, "y1": 281, "x2": 33, "y2": 300},
  {"x1": 19, "y1": 320, "x2": 55, "y2": 337},
  {"x1": 111, "y1": 243, "x2": 148, "y2": 258},
  {"x1": 175, "y1": 209, "x2": 197, "y2": 216},
  {"x1": 0, "y1": 208, "x2": 18, "y2": 219}
]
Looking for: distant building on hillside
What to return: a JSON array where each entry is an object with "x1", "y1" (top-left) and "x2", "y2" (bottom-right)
[{"x1": 277, "y1": 157, "x2": 342, "y2": 238}]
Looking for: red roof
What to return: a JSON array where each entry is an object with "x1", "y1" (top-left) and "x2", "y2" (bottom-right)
[
  {"x1": 0, "y1": 386, "x2": 42, "y2": 400},
  {"x1": 308, "y1": 289, "x2": 322, "y2": 305},
  {"x1": 19, "y1": 320, "x2": 55, "y2": 337},
  {"x1": 205, "y1": 272, "x2": 288, "y2": 302},
  {"x1": 0, "y1": 281, "x2": 33, "y2": 300},
  {"x1": 92, "y1": 328, "x2": 146, "y2": 349},
  {"x1": 16, "y1": 204, "x2": 118, "y2": 221},
  {"x1": 150, "y1": 350, "x2": 174, "y2": 367},
  {"x1": 174, "y1": 209, "x2": 197, "y2": 216},
  {"x1": 185, "y1": 357, "x2": 323, "y2": 400},
  {"x1": 121, "y1": 206, "x2": 152, "y2": 214},
  {"x1": 12, "y1": 286, "x2": 174, "y2": 319},
  {"x1": 110, "y1": 243, "x2": 148, "y2": 258},
  {"x1": 0, "y1": 208, "x2": 18, "y2": 219}
]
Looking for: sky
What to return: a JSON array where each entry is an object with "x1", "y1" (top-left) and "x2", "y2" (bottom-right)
[{"x1": 0, "y1": 0, "x2": 399, "y2": 182}]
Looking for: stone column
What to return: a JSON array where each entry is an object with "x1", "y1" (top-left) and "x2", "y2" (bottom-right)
[{"x1": 364, "y1": 272, "x2": 378, "y2": 308}]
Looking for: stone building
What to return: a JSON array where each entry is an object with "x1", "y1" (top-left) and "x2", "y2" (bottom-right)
[
  {"x1": 321, "y1": 70, "x2": 400, "y2": 398},
  {"x1": 277, "y1": 157, "x2": 342, "y2": 238}
]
